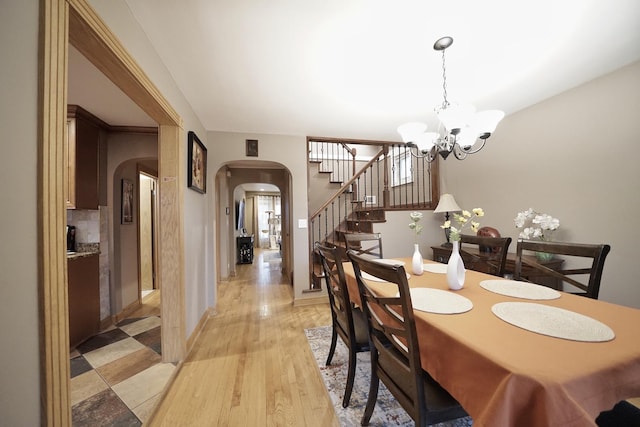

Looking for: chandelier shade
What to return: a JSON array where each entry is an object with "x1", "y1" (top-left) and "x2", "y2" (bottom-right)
[{"x1": 399, "y1": 36, "x2": 504, "y2": 162}]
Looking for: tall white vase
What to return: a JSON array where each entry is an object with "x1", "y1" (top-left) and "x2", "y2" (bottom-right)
[
  {"x1": 447, "y1": 240, "x2": 465, "y2": 290},
  {"x1": 412, "y1": 243, "x2": 424, "y2": 276}
]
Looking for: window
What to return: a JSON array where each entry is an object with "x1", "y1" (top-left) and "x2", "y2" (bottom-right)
[{"x1": 390, "y1": 150, "x2": 413, "y2": 187}]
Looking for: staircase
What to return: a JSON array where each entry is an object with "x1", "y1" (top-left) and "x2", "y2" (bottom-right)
[{"x1": 306, "y1": 137, "x2": 441, "y2": 291}]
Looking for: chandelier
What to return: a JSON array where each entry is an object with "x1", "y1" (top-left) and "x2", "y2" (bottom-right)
[{"x1": 397, "y1": 36, "x2": 504, "y2": 162}]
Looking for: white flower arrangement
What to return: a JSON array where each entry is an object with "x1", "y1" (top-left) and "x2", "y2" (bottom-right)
[
  {"x1": 514, "y1": 208, "x2": 560, "y2": 240},
  {"x1": 409, "y1": 212, "x2": 423, "y2": 243},
  {"x1": 441, "y1": 208, "x2": 484, "y2": 242}
]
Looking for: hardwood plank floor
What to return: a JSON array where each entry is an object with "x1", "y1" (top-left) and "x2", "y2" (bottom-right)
[{"x1": 148, "y1": 249, "x2": 338, "y2": 426}]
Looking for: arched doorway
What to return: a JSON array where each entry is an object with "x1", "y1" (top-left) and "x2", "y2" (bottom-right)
[{"x1": 215, "y1": 162, "x2": 293, "y2": 288}]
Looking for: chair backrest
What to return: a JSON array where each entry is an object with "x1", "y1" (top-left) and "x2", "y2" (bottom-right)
[
  {"x1": 459, "y1": 234, "x2": 512, "y2": 277},
  {"x1": 514, "y1": 240, "x2": 611, "y2": 299},
  {"x1": 346, "y1": 249, "x2": 426, "y2": 420},
  {"x1": 316, "y1": 243, "x2": 358, "y2": 344},
  {"x1": 344, "y1": 232, "x2": 383, "y2": 259}
]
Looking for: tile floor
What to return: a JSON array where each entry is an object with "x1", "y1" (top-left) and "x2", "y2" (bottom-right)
[{"x1": 70, "y1": 310, "x2": 176, "y2": 426}]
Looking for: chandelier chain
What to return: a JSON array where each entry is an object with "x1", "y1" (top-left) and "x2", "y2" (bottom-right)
[{"x1": 441, "y1": 49, "x2": 449, "y2": 109}]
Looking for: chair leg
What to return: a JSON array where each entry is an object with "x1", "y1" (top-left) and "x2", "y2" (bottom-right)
[
  {"x1": 342, "y1": 346, "x2": 357, "y2": 407},
  {"x1": 361, "y1": 367, "x2": 379, "y2": 426},
  {"x1": 326, "y1": 326, "x2": 338, "y2": 366}
]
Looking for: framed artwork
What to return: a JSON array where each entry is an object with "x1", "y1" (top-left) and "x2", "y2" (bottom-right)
[
  {"x1": 246, "y1": 139, "x2": 258, "y2": 157},
  {"x1": 121, "y1": 179, "x2": 134, "y2": 224},
  {"x1": 188, "y1": 131, "x2": 207, "y2": 193}
]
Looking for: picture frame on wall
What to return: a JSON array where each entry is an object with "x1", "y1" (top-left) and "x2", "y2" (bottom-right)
[
  {"x1": 121, "y1": 179, "x2": 134, "y2": 224},
  {"x1": 246, "y1": 139, "x2": 258, "y2": 157},
  {"x1": 188, "y1": 131, "x2": 207, "y2": 193}
]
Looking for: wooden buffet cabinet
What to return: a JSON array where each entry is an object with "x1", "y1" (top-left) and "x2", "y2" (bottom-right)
[
  {"x1": 66, "y1": 105, "x2": 104, "y2": 209},
  {"x1": 431, "y1": 245, "x2": 565, "y2": 290},
  {"x1": 67, "y1": 253, "x2": 100, "y2": 349}
]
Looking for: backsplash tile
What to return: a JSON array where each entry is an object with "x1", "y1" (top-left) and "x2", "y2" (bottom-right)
[{"x1": 68, "y1": 209, "x2": 100, "y2": 243}]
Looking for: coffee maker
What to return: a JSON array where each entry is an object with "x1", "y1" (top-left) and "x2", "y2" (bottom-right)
[{"x1": 66, "y1": 225, "x2": 76, "y2": 252}]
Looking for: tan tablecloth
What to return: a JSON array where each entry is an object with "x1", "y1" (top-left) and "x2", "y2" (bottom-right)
[{"x1": 343, "y1": 258, "x2": 640, "y2": 427}]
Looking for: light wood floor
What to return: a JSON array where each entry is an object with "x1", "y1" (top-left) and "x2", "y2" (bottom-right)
[{"x1": 147, "y1": 249, "x2": 338, "y2": 426}]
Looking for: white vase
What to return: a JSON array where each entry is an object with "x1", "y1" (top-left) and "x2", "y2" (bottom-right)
[
  {"x1": 447, "y1": 240, "x2": 465, "y2": 290},
  {"x1": 412, "y1": 243, "x2": 424, "y2": 276}
]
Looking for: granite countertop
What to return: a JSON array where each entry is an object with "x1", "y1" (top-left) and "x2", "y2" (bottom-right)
[
  {"x1": 67, "y1": 243, "x2": 100, "y2": 259},
  {"x1": 67, "y1": 250, "x2": 100, "y2": 260}
]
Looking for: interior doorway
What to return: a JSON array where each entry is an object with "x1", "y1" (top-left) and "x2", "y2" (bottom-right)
[{"x1": 138, "y1": 169, "x2": 158, "y2": 299}]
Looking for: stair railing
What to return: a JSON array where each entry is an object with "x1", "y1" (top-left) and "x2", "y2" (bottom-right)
[{"x1": 306, "y1": 138, "x2": 440, "y2": 291}]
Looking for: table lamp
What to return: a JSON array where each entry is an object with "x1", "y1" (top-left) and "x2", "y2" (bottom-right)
[{"x1": 434, "y1": 193, "x2": 462, "y2": 246}]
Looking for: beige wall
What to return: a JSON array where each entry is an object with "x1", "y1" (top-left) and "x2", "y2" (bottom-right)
[
  {"x1": 208, "y1": 131, "x2": 313, "y2": 300},
  {"x1": 375, "y1": 62, "x2": 640, "y2": 309},
  {"x1": 0, "y1": 1, "x2": 41, "y2": 424},
  {"x1": 90, "y1": 0, "x2": 213, "y2": 337},
  {"x1": 106, "y1": 133, "x2": 157, "y2": 315},
  {"x1": 440, "y1": 61, "x2": 640, "y2": 308}
]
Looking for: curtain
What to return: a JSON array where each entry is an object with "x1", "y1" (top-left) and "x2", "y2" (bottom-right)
[{"x1": 256, "y1": 195, "x2": 281, "y2": 248}]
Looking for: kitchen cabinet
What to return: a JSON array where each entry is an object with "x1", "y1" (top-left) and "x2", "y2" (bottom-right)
[
  {"x1": 66, "y1": 105, "x2": 104, "y2": 209},
  {"x1": 68, "y1": 253, "x2": 100, "y2": 348}
]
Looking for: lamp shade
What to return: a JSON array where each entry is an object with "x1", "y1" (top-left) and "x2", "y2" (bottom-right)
[
  {"x1": 397, "y1": 122, "x2": 427, "y2": 143},
  {"x1": 472, "y1": 110, "x2": 505, "y2": 134},
  {"x1": 434, "y1": 193, "x2": 462, "y2": 213}
]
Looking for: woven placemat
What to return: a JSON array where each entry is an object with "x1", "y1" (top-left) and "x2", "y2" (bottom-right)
[
  {"x1": 423, "y1": 263, "x2": 448, "y2": 274},
  {"x1": 409, "y1": 288, "x2": 473, "y2": 314},
  {"x1": 492, "y1": 302, "x2": 615, "y2": 342},
  {"x1": 480, "y1": 279, "x2": 561, "y2": 300}
]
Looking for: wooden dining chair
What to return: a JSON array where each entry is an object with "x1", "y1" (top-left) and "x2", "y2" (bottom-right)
[
  {"x1": 459, "y1": 234, "x2": 512, "y2": 277},
  {"x1": 514, "y1": 240, "x2": 611, "y2": 299},
  {"x1": 596, "y1": 400, "x2": 640, "y2": 426},
  {"x1": 347, "y1": 250, "x2": 468, "y2": 427},
  {"x1": 315, "y1": 243, "x2": 370, "y2": 408},
  {"x1": 344, "y1": 232, "x2": 383, "y2": 259}
]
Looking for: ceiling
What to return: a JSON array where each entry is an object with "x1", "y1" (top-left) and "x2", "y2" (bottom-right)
[{"x1": 70, "y1": 0, "x2": 640, "y2": 142}]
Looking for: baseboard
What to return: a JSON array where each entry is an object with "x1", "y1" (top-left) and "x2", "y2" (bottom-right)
[
  {"x1": 186, "y1": 307, "x2": 214, "y2": 353},
  {"x1": 293, "y1": 294, "x2": 329, "y2": 307},
  {"x1": 99, "y1": 315, "x2": 115, "y2": 331},
  {"x1": 114, "y1": 299, "x2": 142, "y2": 324}
]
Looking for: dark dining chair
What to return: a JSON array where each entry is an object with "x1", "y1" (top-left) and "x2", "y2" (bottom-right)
[
  {"x1": 514, "y1": 240, "x2": 611, "y2": 299},
  {"x1": 459, "y1": 234, "x2": 512, "y2": 277},
  {"x1": 347, "y1": 250, "x2": 468, "y2": 427},
  {"x1": 344, "y1": 232, "x2": 383, "y2": 259},
  {"x1": 596, "y1": 400, "x2": 640, "y2": 426},
  {"x1": 315, "y1": 243, "x2": 370, "y2": 408}
]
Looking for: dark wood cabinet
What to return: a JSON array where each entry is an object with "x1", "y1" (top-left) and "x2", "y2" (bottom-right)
[
  {"x1": 68, "y1": 254, "x2": 100, "y2": 348},
  {"x1": 431, "y1": 245, "x2": 565, "y2": 290},
  {"x1": 237, "y1": 236, "x2": 254, "y2": 264},
  {"x1": 67, "y1": 105, "x2": 104, "y2": 209}
]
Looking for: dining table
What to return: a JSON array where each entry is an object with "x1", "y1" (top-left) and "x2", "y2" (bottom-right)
[{"x1": 342, "y1": 257, "x2": 640, "y2": 427}]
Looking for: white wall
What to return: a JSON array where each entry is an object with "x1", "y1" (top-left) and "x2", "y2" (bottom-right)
[{"x1": 0, "y1": 1, "x2": 41, "y2": 424}]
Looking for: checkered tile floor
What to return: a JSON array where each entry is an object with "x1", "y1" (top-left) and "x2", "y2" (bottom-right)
[{"x1": 70, "y1": 315, "x2": 176, "y2": 426}]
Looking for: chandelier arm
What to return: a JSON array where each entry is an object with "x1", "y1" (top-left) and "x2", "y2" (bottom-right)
[
  {"x1": 461, "y1": 138, "x2": 487, "y2": 155},
  {"x1": 452, "y1": 144, "x2": 468, "y2": 160},
  {"x1": 406, "y1": 145, "x2": 438, "y2": 163}
]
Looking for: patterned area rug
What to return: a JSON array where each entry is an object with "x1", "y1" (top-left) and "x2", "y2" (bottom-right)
[{"x1": 304, "y1": 326, "x2": 473, "y2": 426}]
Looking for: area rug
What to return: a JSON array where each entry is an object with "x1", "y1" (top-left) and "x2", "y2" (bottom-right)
[{"x1": 304, "y1": 326, "x2": 473, "y2": 426}]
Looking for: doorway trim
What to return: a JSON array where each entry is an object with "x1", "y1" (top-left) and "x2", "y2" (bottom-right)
[
  {"x1": 39, "y1": 0, "x2": 185, "y2": 424},
  {"x1": 138, "y1": 166, "x2": 159, "y2": 298}
]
